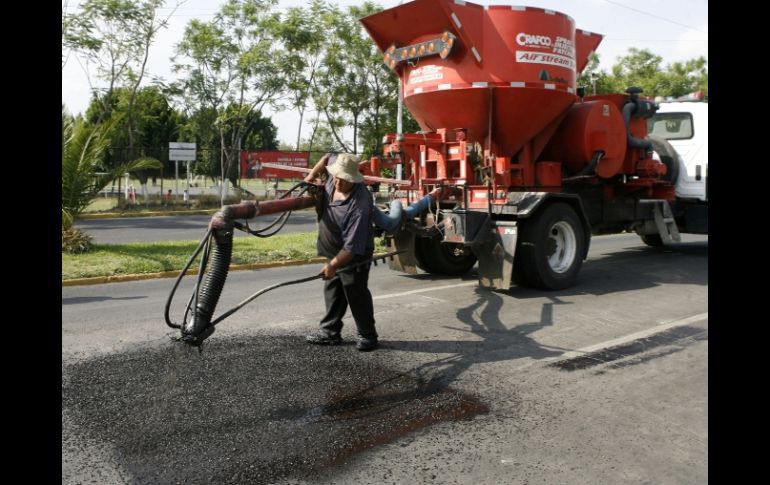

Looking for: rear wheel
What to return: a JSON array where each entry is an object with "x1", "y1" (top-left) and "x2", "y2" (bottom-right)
[
  {"x1": 515, "y1": 203, "x2": 585, "y2": 290},
  {"x1": 414, "y1": 234, "x2": 477, "y2": 275},
  {"x1": 640, "y1": 233, "x2": 664, "y2": 247}
]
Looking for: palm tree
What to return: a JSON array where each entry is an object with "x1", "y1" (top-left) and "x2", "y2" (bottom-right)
[{"x1": 62, "y1": 105, "x2": 161, "y2": 251}]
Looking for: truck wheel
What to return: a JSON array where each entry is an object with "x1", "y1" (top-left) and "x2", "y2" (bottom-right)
[
  {"x1": 648, "y1": 136, "x2": 680, "y2": 184},
  {"x1": 640, "y1": 234, "x2": 664, "y2": 247},
  {"x1": 516, "y1": 203, "x2": 585, "y2": 290},
  {"x1": 413, "y1": 235, "x2": 435, "y2": 273},
  {"x1": 415, "y1": 234, "x2": 477, "y2": 275}
]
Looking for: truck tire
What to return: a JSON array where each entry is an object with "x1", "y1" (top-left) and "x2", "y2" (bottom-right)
[
  {"x1": 414, "y1": 234, "x2": 478, "y2": 275},
  {"x1": 648, "y1": 136, "x2": 680, "y2": 184},
  {"x1": 413, "y1": 235, "x2": 435, "y2": 273},
  {"x1": 640, "y1": 233, "x2": 664, "y2": 247},
  {"x1": 515, "y1": 203, "x2": 585, "y2": 290}
]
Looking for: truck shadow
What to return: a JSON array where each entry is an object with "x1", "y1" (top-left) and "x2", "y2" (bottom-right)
[
  {"x1": 384, "y1": 287, "x2": 566, "y2": 389},
  {"x1": 512, "y1": 239, "x2": 708, "y2": 298},
  {"x1": 399, "y1": 239, "x2": 707, "y2": 298},
  {"x1": 385, "y1": 239, "x2": 707, "y2": 389}
]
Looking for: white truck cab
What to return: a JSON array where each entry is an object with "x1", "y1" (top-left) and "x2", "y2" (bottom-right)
[{"x1": 648, "y1": 101, "x2": 708, "y2": 201}]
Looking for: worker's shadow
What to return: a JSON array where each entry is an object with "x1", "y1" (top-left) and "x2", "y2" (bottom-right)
[{"x1": 384, "y1": 286, "x2": 565, "y2": 390}]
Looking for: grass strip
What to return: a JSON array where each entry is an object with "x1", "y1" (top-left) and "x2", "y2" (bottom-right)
[{"x1": 62, "y1": 232, "x2": 319, "y2": 280}]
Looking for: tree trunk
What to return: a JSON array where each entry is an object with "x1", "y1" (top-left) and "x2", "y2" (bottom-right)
[{"x1": 295, "y1": 107, "x2": 305, "y2": 151}]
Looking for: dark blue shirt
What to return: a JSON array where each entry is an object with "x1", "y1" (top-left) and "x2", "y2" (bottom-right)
[{"x1": 317, "y1": 176, "x2": 374, "y2": 259}]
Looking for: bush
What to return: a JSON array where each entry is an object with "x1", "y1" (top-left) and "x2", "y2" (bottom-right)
[{"x1": 62, "y1": 228, "x2": 93, "y2": 254}]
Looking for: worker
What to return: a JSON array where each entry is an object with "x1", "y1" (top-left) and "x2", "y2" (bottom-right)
[
  {"x1": 303, "y1": 154, "x2": 445, "y2": 351},
  {"x1": 304, "y1": 153, "x2": 379, "y2": 351}
]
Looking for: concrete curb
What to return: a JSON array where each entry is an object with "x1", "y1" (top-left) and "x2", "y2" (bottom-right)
[
  {"x1": 78, "y1": 209, "x2": 218, "y2": 219},
  {"x1": 62, "y1": 257, "x2": 328, "y2": 287}
]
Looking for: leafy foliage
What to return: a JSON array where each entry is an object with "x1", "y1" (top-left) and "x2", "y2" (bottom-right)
[
  {"x1": 62, "y1": 227, "x2": 94, "y2": 254},
  {"x1": 579, "y1": 49, "x2": 708, "y2": 100},
  {"x1": 172, "y1": 0, "x2": 286, "y2": 189},
  {"x1": 62, "y1": 106, "x2": 161, "y2": 229}
]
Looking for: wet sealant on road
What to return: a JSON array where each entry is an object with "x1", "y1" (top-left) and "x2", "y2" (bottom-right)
[
  {"x1": 549, "y1": 325, "x2": 708, "y2": 372},
  {"x1": 62, "y1": 332, "x2": 488, "y2": 484}
]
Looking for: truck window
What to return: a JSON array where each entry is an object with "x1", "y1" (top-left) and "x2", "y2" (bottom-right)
[{"x1": 647, "y1": 112, "x2": 693, "y2": 140}]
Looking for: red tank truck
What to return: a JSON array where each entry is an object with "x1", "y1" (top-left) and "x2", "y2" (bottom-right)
[{"x1": 360, "y1": 0, "x2": 696, "y2": 290}]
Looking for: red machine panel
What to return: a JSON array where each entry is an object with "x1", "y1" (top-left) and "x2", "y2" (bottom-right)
[{"x1": 541, "y1": 100, "x2": 627, "y2": 178}]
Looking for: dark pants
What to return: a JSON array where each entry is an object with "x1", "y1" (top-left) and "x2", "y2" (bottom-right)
[{"x1": 319, "y1": 259, "x2": 377, "y2": 340}]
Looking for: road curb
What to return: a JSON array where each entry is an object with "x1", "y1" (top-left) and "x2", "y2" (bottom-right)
[
  {"x1": 62, "y1": 257, "x2": 328, "y2": 287},
  {"x1": 78, "y1": 209, "x2": 218, "y2": 219}
]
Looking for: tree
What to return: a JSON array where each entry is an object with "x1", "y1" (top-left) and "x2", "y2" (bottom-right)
[
  {"x1": 173, "y1": 0, "x2": 287, "y2": 202},
  {"x1": 574, "y1": 49, "x2": 708, "y2": 100},
  {"x1": 662, "y1": 57, "x2": 708, "y2": 99},
  {"x1": 64, "y1": 0, "x2": 180, "y2": 201},
  {"x1": 307, "y1": 2, "x2": 419, "y2": 157},
  {"x1": 577, "y1": 53, "x2": 614, "y2": 95},
  {"x1": 217, "y1": 104, "x2": 279, "y2": 184},
  {"x1": 81, "y1": 86, "x2": 182, "y2": 194},
  {"x1": 277, "y1": 0, "x2": 329, "y2": 151},
  {"x1": 62, "y1": 106, "x2": 160, "y2": 234},
  {"x1": 311, "y1": 3, "x2": 374, "y2": 154}
]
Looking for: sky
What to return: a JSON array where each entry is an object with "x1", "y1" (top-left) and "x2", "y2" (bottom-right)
[{"x1": 62, "y1": 0, "x2": 708, "y2": 147}]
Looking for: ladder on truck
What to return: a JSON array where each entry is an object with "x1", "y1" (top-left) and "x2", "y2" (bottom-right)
[
  {"x1": 652, "y1": 200, "x2": 681, "y2": 244},
  {"x1": 637, "y1": 200, "x2": 681, "y2": 245}
]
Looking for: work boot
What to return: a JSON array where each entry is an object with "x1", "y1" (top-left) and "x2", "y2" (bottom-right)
[
  {"x1": 356, "y1": 337, "x2": 378, "y2": 352},
  {"x1": 306, "y1": 332, "x2": 342, "y2": 346}
]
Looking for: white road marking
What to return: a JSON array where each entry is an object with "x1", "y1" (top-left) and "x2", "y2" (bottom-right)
[{"x1": 374, "y1": 281, "x2": 477, "y2": 300}]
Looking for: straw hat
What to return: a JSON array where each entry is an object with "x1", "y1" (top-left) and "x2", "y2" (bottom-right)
[{"x1": 327, "y1": 153, "x2": 363, "y2": 183}]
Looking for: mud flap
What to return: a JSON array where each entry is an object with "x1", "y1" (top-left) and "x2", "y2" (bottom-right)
[
  {"x1": 474, "y1": 220, "x2": 518, "y2": 289},
  {"x1": 387, "y1": 228, "x2": 419, "y2": 274}
]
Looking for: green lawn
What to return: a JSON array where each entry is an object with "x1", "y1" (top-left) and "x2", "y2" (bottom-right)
[{"x1": 62, "y1": 232, "x2": 319, "y2": 280}]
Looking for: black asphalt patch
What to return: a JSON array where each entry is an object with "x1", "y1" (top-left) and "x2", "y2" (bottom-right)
[
  {"x1": 62, "y1": 333, "x2": 488, "y2": 484},
  {"x1": 549, "y1": 325, "x2": 708, "y2": 371}
]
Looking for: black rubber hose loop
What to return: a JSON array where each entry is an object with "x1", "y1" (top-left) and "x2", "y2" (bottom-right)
[
  {"x1": 182, "y1": 228, "x2": 234, "y2": 340},
  {"x1": 164, "y1": 228, "x2": 214, "y2": 329}
]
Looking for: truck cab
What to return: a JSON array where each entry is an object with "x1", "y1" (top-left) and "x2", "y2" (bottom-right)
[
  {"x1": 647, "y1": 98, "x2": 708, "y2": 235},
  {"x1": 648, "y1": 99, "x2": 708, "y2": 202}
]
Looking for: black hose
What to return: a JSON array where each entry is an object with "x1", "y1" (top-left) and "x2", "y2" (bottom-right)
[
  {"x1": 180, "y1": 228, "x2": 234, "y2": 345},
  {"x1": 164, "y1": 228, "x2": 213, "y2": 329},
  {"x1": 622, "y1": 101, "x2": 653, "y2": 150},
  {"x1": 235, "y1": 184, "x2": 311, "y2": 237},
  {"x1": 166, "y1": 182, "x2": 322, "y2": 346},
  {"x1": 208, "y1": 250, "x2": 405, "y2": 329}
]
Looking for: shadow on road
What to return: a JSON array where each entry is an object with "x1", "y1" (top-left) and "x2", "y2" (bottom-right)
[
  {"x1": 62, "y1": 295, "x2": 147, "y2": 305},
  {"x1": 384, "y1": 239, "x2": 707, "y2": 390}
]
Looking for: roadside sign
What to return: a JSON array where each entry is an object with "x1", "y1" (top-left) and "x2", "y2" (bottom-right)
[{"x1": 169, "y1": 142, "x2": 196, "y2": 161}]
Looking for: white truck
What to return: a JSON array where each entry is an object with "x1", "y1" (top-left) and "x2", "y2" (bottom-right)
[{"x1": 639, "y1": 100, "x2": 708, "y2": 246}]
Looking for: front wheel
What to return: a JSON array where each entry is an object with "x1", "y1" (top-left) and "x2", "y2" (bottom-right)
[{"x1": 515, "y1": 203, "x2": 586, "y2": 290}]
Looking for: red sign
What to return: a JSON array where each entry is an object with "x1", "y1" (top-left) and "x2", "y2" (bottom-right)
[{"x1": 240, "y1": 150, "x2": 311, "y2": 179}]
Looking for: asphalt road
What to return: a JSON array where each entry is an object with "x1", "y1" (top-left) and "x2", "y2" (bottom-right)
[
  {"x1": 75, "y1": 210, "x2": 319, "y2": 244},
  {"x1": 62, "y1": 233, "x2": 708, "y2": 484}
]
